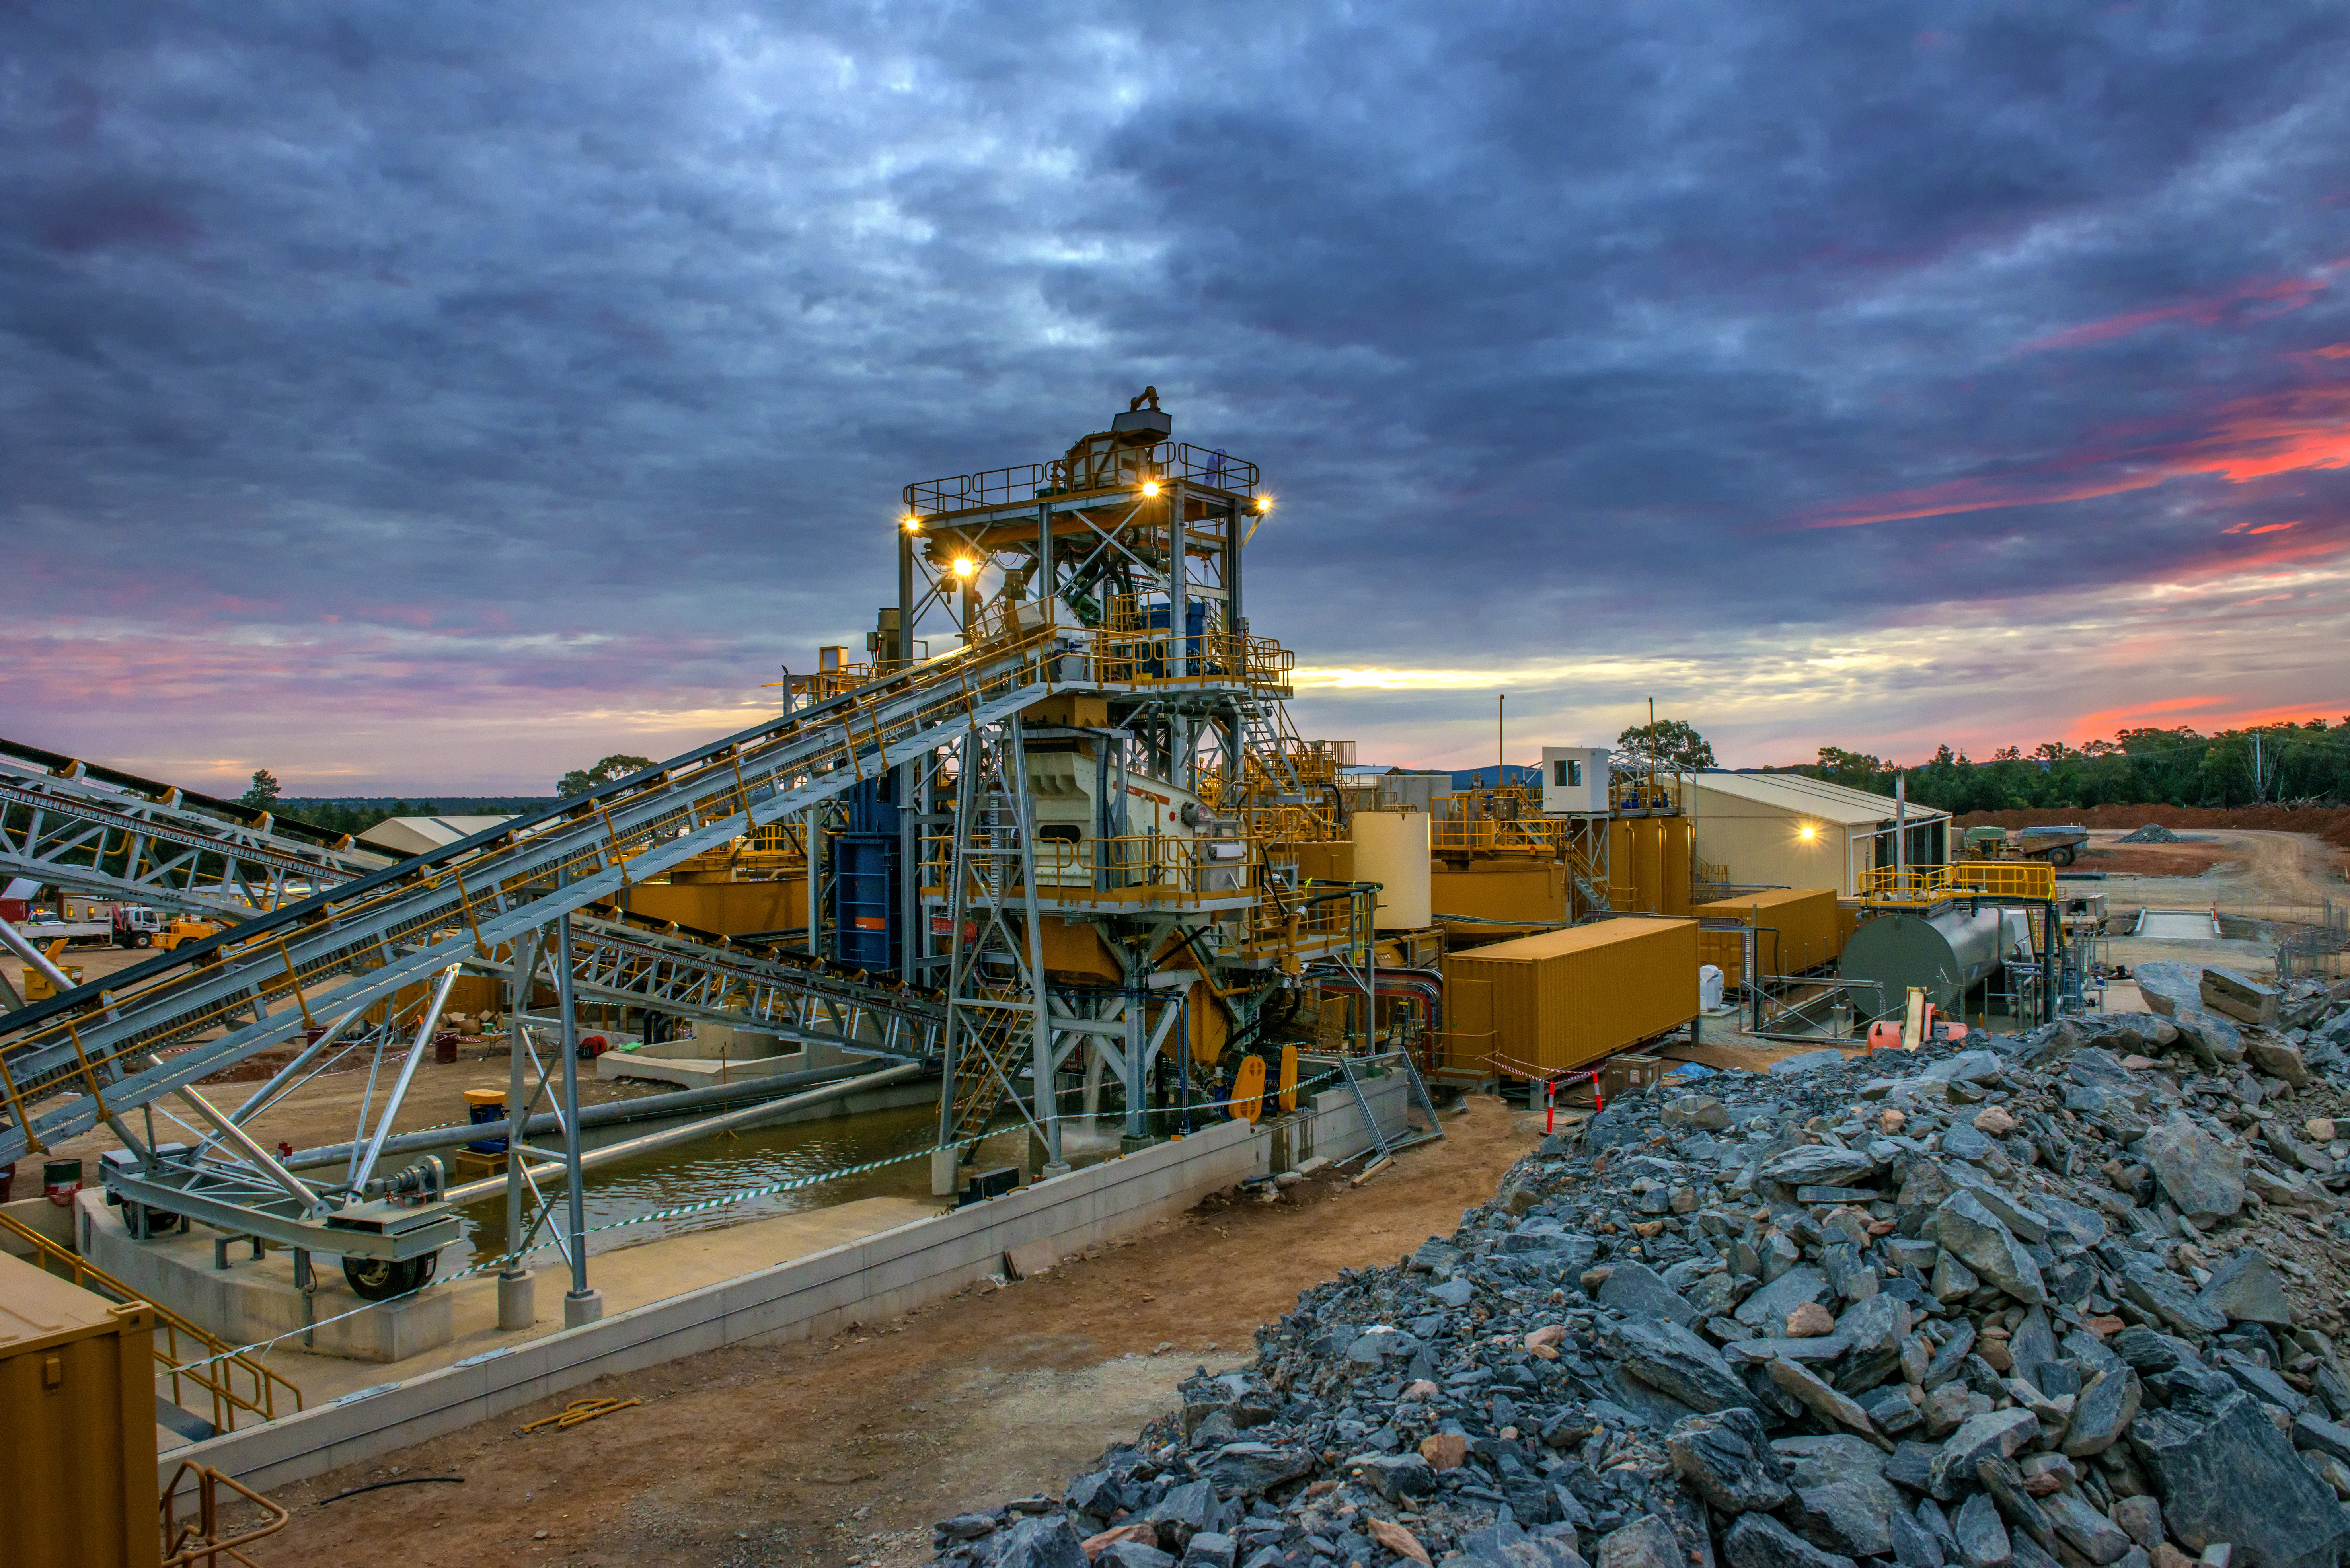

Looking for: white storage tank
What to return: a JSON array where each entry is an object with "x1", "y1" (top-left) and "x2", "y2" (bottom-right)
[{"x1": 1351, "y1": 811, "x2": 1432, "y2": 929}]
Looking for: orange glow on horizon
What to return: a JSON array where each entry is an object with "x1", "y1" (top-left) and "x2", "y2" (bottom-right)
[
  {"x1": 2021, "y1": 261, "x2": 2347, "y2": 354},
  {"x1": 1793, "y1": 382, "x2": 2350, "y2": 531}
]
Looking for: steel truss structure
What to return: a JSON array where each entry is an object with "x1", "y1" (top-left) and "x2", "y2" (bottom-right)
[
  {"x1": 0, "y1": 397, "x2": 1439, "y2": 1295},
  {"x1": 0, "y1": 738, "x2": 387, "y2": 918}
]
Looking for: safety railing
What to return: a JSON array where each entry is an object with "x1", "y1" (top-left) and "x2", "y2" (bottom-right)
[
  {"x1": 1241, "y1": 875, "x2": 1362, "y2": 959},
  {"x1": 904, "y1": 440, "x2": 1260, "y2": 518},
  {"x1": 1036, "y1": 833, "x2": 1257, "y2": 902},
  {"x1": 161, "y1": 1461, "x2": 291, "y2": 1567},
  {"x1": 1234, "y1": 804, "x2": 1348, "y2": 845},
  {"x1": 0, "y1": 1210, "x2": 302, "y2": 1435},
  {"x1": 1859, "y1": 861, "x2": 2057, "y2": 903},
  {"x1": 1083, "y1": 627, "x2": 1292, "y2": 695},
  {"x1": 922, "y1": 833, "x2": 1258, "y2": 906},
  {"x1": 1429, "y1": 816, "x2": 1571, "y2": 855}
]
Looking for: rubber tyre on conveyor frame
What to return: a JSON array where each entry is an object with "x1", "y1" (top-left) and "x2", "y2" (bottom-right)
[
  {"x1": 342, "y1": 1253, "x2": 438, "y2": 1301},
  {"x1": 119, "y1": 1198, "x2": 185, "y2": 1237}
]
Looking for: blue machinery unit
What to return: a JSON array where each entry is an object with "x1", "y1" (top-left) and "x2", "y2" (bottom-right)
[{"x1": 826, "y1": 775, "x2": 902, "y2": 974}]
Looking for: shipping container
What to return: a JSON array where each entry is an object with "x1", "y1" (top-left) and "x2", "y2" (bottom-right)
[
  {"x1": 0, "y1": 1251, "x2": 160, "y2": 1568},
  {"x1": 1692, "y1": 888, "x2": 1841, "y2": 986},
  {"x1": 1438, "y1": 917, "x2": 1698, "y2": 1078}
]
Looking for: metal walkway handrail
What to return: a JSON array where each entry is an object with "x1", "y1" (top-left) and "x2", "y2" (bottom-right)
[{"x1": 0, "y1": 1209, "x2": 302, "y2": 1434}]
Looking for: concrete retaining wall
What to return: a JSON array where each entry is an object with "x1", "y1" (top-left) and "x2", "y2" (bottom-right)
[{"x1": 158, "y1": 1071, "x2": 1413, "y2": 1503}]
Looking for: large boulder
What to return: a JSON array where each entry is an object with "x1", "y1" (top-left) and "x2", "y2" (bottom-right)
[
  {"x1": 1927, "y1": 1410, "x2": 2040, "y2": 1500},
  {"x1": 1723, "y1": 1512, "x2": 1860, "y2": 1568},
  {"x1": 1600, "y1": 1261, "x2": 1701, "y2": 1328},
  {"x1": 993, "y1": 1515, "x2": 1089, "y2": 1568},
  {"x1": 1762, "y1": 1145, "x2": 1880, "y2": 1189},
  {"x1": 1613, "y1": 1318, "x2": 1754, "y2": 1412},
  {"x1": 1667, "y1": 1407, "x2": 1791, "y2": 1514},
  {"x1": 2196, "y1": 1248, "x2": 2294, "y2": 1327},
  {"x1": 2130, "y1": 1383, "x2": 2350, "y2": 1568},
  {"x1": 1926, "y1": 1192, "x2": 2046, "y2": 1305},
  {"x1": 2137, "y1": 1114, "x2": 2246, "y2": 1222},
  {"x1": 1736, "y1": 1267, "x2": 1831, "y2": 1328}
]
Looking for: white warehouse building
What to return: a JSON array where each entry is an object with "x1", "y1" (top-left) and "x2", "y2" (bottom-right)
[{"x1": 1681, "y1": 771, "x2": 1950, "y2": 898}]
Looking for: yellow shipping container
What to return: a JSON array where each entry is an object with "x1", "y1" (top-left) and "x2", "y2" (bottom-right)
[
  {"x1": 0, "y1": 1252, "x2": 160, "y2": 1568},
  {"x1": 1692, "y1": 888, "x2": 1841, "y2": 986},
  {"x1": 1439, "y1": 917, "x2": 1698, "y2": 1078}
]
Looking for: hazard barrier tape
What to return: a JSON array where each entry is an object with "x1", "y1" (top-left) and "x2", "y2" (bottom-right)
[{"x1": 169, "y1": 1066, "x2": 1356, "y2": 1376}]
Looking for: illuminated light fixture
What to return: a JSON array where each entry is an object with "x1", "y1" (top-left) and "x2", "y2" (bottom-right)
[
  {"x1": 902, "y1": 515, "x2": 922, "y2": 532},
  {"x1": 952, "y1": 557, "x2": 976, "y2": 579},
  {"x1": 1799, "y1": 824, "x2": 1817, "y2": 841},
  {"x1": 1141, "y1": 480, "x2": 1161, "y2": 497},
  {"x1": 1255, "y1": 495, "x2": 1272, "y2": 511}
]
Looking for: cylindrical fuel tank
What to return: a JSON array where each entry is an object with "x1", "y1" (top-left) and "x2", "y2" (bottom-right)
[
  {"x1": 1659, "y1": 816, "x2": 1693, "y2": 917},
  {"x1": 1607, "y1": 818, "x2": 1682, "y2": 912},
  {"x1": 1839, "y1": 906, "x2": 2004, "y2": 1015},
  {"x1": 1351, "y1": 811, "x2": 1432, "y2": 929}
]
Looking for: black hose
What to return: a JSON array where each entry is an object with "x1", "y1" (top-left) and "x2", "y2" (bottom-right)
[{"x1": 319, "y1": 1475, "x2": 465, "y2": 1505}]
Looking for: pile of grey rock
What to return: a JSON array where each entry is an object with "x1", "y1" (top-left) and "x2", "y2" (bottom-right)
[{"x1": 929, "y1": 971, "x2": 2350, "y2": 1568}]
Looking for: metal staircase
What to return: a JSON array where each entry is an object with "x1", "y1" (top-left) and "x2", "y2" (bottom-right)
[
  {"x1": 0, "y1": 620, "x2": 1085, "y2": 1168},
  {"x1": 936, "y1": 714, "x2": 1054, "y2": 1163}
]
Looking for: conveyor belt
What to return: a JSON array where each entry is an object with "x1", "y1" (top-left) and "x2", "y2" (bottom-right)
[
  {"x1": 0, "y1": 623, "x2": 1090, "y2": 1164},
  {"x1": 0, "y1": 737, "x2": 390, "y2": 918},
  {"x1": 3, "y1": 740, "x2": 946, "y2": 1056}
]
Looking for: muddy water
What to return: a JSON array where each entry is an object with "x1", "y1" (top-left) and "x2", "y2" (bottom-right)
[{"x1": 444, "y1": 1104, "x2": 1111, "y2": 1274}]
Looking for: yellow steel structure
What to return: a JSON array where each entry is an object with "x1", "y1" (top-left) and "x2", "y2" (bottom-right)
[{"x1": 1859, "y1": 860, "x2": 2057, "y2": 905}]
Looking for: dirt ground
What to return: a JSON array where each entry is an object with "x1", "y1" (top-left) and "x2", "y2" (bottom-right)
[
  {"x1": 1956, "y1": 802, "x2": 2350, "y2": 853},
  {"x1": 2085, "y1": 827, "x2": 2345, "y2": 913},
  {"x1": 2074, "y1": 839, "x2": 2241, "y2": 879},
  {"x1": 200, "y1": 1096, "x2": 1538, "y2": 1568}
]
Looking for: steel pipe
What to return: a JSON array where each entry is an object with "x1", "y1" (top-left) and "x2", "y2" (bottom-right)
[{"x1": 436, "y1": 1060, "x2": 927, "y2": 1206}]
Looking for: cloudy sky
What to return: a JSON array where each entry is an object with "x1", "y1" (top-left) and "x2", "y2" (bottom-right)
[{"x1": 6, "y1": 2, "x2": 2348, "y2": 795}]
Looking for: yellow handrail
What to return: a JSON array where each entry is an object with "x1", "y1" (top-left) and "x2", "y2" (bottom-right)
[
  {"x1": 1860, "y1": 861, "x2": 2057, "y2": 902},
  {"x1": 0, "y1": 1210, "x2": 303, "y2": 1434}
]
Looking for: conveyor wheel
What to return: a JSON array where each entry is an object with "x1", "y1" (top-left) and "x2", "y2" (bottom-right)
[{"x1": 343, "y1": 1253, "x2": 439, "y2": 1301}]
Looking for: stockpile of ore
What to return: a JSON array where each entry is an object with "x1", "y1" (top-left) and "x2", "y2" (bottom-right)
[{"x1": 931, "y1": 968, "x2": 2350, "y2": 1568}]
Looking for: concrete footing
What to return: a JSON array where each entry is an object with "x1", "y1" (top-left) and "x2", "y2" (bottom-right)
[
  {"x1": 79, "y1": 1194, "x2": 455, "y2": 1363},
  {"x1": 563, "y1": 1288, "x2": 604, "y2": 1328},
  {"x1": 497, "y1": 1269, "x2": 535, "y2": 1331}
]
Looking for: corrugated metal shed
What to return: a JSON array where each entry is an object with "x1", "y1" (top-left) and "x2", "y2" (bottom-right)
[
  {"x1": 358, "y1": 814, "x2": 516, "y2": 857},
  {"x1": 1686, "y1": 771, "x2": 1949, "y2": 897}
]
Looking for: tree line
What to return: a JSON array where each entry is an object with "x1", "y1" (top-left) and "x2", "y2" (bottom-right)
[{"x1": 1779, "y1": 720, "x2": 2350, "y2": 813}]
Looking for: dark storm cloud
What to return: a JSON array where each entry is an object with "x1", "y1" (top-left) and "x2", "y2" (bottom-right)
[{"x1": 2, "y1": 0, "x2": 2346, "y2": 787}]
